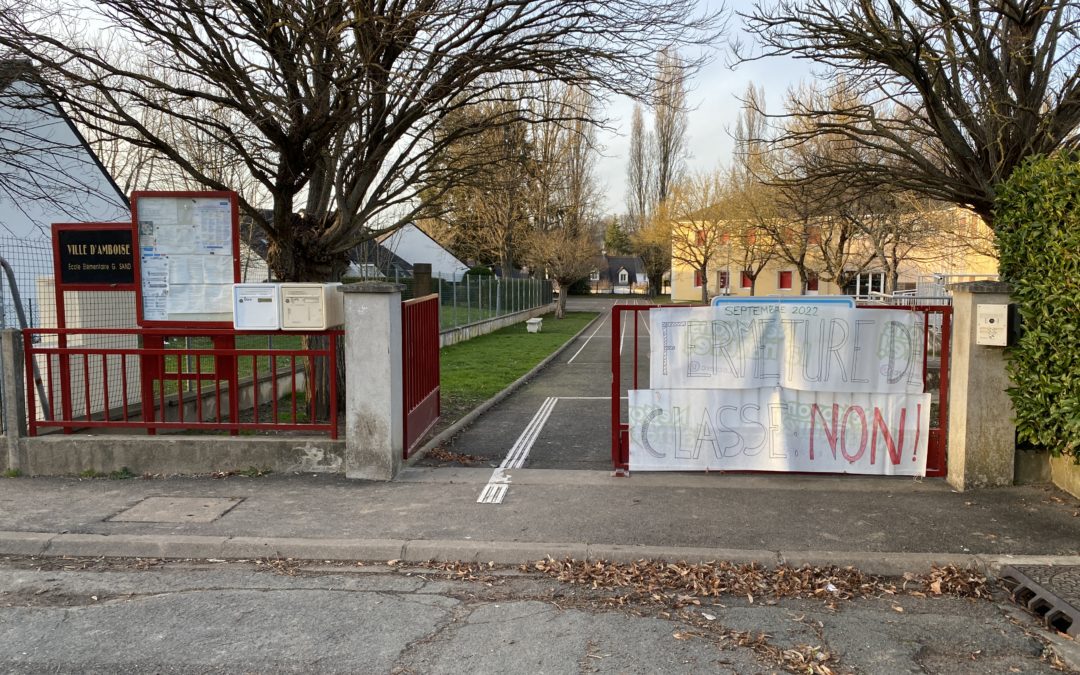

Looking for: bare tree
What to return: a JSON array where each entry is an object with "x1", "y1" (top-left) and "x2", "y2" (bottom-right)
[
  {"x1": 529, "y1": 227, "x2": 598, "y2": 317},
  {"x1": 669, "y1": 170, "x2": 731, "y2": 303},
  {"x1": 739, "y1": 0, "x2": 1080, "y2": 228},
  {"x1": 729, "y1": 83, "x2": 777, "y2": 295},
  {"x1": 832, "y1": 188, "x2": 950, "y2": 294},
  {"x1": 0, "y1": 0, "x2": 722, "y2": 282},
  {"x1": 527, "y1": 85, "x2": 603, "y2": 317},
  {"x1": 753, "y1": 83, "x2": 886, "y2": 292},
  {"x1": 625, "y1": 103, "x2": 653, "y2": 231},
  {"x1": 652, "y1": 49, "x2": 689, "y2": 206},
  {"x1": 427, "y1": 90, "x2": 536, "y2": 276}
]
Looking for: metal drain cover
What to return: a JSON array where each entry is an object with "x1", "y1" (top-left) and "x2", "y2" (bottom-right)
[
  {"x1": 1000, "y1": 565, "x2": 1080, "y2": 637},
  {"x1": 110, "y1": 497, "x2": 243, "y2": 523}
]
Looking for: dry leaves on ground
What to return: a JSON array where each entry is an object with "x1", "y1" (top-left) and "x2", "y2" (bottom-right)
[
  {"x1": 904, "y1": 565, "x2": 991, "y2": 599},
  {"x1": 415, "y1": 560, "x2": 499, "y2": 581},
  {"x1": 525, "y1": 558, "x2": 990, "y2": 606},
  {"x1": 424, "y1": 448, "x2": 488, "y2": 465}
]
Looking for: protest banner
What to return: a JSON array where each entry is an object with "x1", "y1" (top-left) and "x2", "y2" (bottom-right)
[
  {"x1": 651, "y1": 305, "x2": 925, "y2": 394},
  {"x1": 629, "y1": 388, "x2": 931, "y2": 475},
  {"x1": 633, "y1": 303, "x2": 932, "y2": 475}
]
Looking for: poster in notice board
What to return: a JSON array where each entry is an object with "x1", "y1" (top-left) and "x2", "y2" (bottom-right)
[{"x1": 132, "y1": 192, "x2": 239, "y2": 326}]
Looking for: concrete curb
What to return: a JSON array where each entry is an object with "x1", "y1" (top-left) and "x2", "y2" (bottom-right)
[
  {"x1": 3, "y1": 529, "x2": 1076, "y2": 577},
  {"x1": 406, "y1": 308, "x2": 608, "y2": 465}
]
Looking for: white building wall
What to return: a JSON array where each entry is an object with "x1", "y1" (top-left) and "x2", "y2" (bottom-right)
[
  {"x1": 380, "y1": 223, "x2": 469, "y2": 281},
  {"x1": 0, "y1": 80, "x2": 128, "y2": 238},
  {"x1": 0, "y1": 77, "x2": 129, "y2": 328}
]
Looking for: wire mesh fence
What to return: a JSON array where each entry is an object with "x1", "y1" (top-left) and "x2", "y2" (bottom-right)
[
  {"x1": 0, "y1": 235, "x2": 52, "y2": 330},
  {"x1": 431, "y1": 276, "x2": 553, "y2": 330},
  {"x1": 350, "y1": 269, "x2": 554, "y2": 331}
]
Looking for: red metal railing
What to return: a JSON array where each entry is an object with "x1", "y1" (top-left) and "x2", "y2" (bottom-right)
[
  {"x1": 402, "y1": 294, "x2": 440, "y2": 457},
  {"x1": 24, "y1": 327, "x2": 341, "y2": 438},
  {"x1": 610, "y1": 303, "x2": 952, "y2": 478},
  {"x1": 857, "y1": 304, "x2": 952, "y2": 477},
  {"x1": 610, "y1": 303, "x2": 685, "y2": 476}
]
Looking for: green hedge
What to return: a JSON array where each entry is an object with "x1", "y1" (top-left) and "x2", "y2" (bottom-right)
[{"x1": 994, "y1": 151, "x2": 1080, "y2": 461}]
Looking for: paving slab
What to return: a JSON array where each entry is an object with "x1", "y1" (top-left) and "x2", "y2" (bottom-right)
[{"x1": 109, "y1": 496, "x2": 244, "y2": 523}]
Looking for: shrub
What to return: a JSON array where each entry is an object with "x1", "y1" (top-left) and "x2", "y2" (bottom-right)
[{"x1": 994, "y1": 151, "x2": 1080, "y2": 461}]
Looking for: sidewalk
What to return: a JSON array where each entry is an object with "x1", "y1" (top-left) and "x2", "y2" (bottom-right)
[
  {"x1": 3, "y1": 295, "x2": 1079, "y2": 577},
  {"x1": 1, "y1": 468, "x2": 1078, "y2": 575}
]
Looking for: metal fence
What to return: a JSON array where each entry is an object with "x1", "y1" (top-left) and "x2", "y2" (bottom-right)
[
  {"x1": 23, "y1": 326, "x2": 341, "y2": 437},
  {"x1": 432, "y1": 276, "x2": 553, "y2": 330},
  {"x1": 354, "y1": 270, "x2": 554, "y2": 331},
  {"x1": 0, "y1": 235, "x2": 52, "y2": 330}
]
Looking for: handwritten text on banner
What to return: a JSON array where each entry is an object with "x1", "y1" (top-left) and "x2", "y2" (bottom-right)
[
  {"x1": 650, "y1": 305, "x2": 925, "y2": 394},
  {"x1": 629, "y1": 388, "x2": 931, "y2": 475}
]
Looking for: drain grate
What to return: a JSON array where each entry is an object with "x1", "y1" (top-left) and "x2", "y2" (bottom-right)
[{"x1": 999, "y1": 565, "x2": 1079, "y2": 637}]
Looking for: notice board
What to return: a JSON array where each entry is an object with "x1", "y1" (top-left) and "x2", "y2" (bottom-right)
[{"x1": 131, "y1": 191, "x2": 240, "y2": 326}]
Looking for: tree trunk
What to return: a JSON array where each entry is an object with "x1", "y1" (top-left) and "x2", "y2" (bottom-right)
[
  {"x1": 648, "y1": 272, "x2": 664, "y2": 296},
  {"x1": 555, "y1": 288, "x2": 568, "y2": 318}
]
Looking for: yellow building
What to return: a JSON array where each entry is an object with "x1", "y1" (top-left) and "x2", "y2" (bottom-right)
[{"x1": 670, "y1": 208, "x2": 999, "y2": 302}]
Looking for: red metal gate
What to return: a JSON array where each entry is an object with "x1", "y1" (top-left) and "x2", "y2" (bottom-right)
[
  {"x1": 610, "y1": 303, "x2": 952, "y2": 477},
  {"x1": 402, "y1": 293, "x2": 440, "y2": 457}
]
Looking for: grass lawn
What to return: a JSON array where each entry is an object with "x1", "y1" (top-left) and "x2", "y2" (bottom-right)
[{"x1": 438, "y1": 311, "x2": 597, "y2": 426}]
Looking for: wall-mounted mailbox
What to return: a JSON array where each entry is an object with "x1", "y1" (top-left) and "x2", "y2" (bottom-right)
[
  {"x1": 976, "y1": 303, "x2": 1008, "y2": 346},
  {"x1": 233, "y1": 283, "x2": 281, "y2": 330},
  {"x1": 280, "y1": 283, "x2": 344, "y2": 330}
]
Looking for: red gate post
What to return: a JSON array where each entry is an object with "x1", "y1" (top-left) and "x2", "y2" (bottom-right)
[
  {"x1": 140, "y1": 334, "x2": 163, "y2": 434},
  {"x1": 402, "y1": 293, "x2": 440, "y2": 458},
  {"x1": 214, "y1": 333, "x2": 240, "y2": 436}
]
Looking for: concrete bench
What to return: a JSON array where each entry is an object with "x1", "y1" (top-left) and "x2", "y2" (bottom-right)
[{"x1": 526, "y1": 318, "x2": 543, "y2": 333}]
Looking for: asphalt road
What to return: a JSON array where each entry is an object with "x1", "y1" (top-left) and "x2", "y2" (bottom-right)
[{"x1": 0, "y1": 556, "x2": 1069, "y2": 674}]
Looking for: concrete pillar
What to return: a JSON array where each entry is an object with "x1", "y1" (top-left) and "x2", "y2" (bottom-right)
[
  {"x1": 0, "y1": 329, "x2": 26, "y2": 472},
  {"x1": 413, "y1": 263, "x2": 432, "y2": 299},
  {"x1": 946, "y1": 281, "x2": 1014, "y2": 491},
  {"x1": 339, "y1": 282, "x2": 404, "y2": 480}
]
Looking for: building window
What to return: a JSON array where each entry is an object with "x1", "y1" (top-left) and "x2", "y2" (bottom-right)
[
  {"x1": 778, "y1": 270, "x2": 793, "y2": 290},
  {"x1": 806, "y1": 272, "x2": 819, "y2": 292},
  {"x1": 693, "y1": 270, "x2": 702, "y2": 287},
  {"x1": 695, "y1": 229, "x2": 706, "y2": 246},
  {"x1": 589, "y1": 270, "x2": 600, "y2": 282},
  {"x1": 842, "y1": 271, "x2": 885, "y2": 297},
  {"x1": 741, "y1": 271, "x2": 753, "y2": 289},
  {"x1": 618, "y1": 268, "x2": 629, "y2": 285},
  {"x1": 716, "y1": 270, "x2": 729, "y2": 290}
]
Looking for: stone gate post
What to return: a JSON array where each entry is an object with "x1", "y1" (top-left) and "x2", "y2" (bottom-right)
[
  {"x1": 946, "y1": 281, "x2": 1015, "y2": 490},
  {"x1": 339, "y1": 282, "x2": 404, "y2": 480}
]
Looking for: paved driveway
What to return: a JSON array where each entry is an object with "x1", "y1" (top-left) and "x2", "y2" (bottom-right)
[{"x1": 442, "y1": 295, "x2": 651, "y2": 472}]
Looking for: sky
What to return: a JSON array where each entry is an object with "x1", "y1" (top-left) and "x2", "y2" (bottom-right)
[{"x1": 593, "y1": 0, "x2": 814, "y2": 215}]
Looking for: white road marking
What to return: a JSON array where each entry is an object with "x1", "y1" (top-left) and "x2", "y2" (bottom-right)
[
  {"x1": 477, "y1": 397, "x2": 558, "y2": 504},
  {"x1": 567, "y1": 311, "x2": 609, "y2": 364}
]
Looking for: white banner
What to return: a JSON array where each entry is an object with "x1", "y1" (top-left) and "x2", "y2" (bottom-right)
[
  {"x1": 650, "y1": 305, "x2": 925, "y2": 394},
  {"x1": 629, "y1": 388, "x2": 931, "y2": 475}
]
